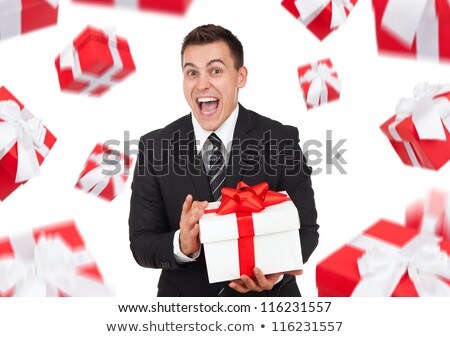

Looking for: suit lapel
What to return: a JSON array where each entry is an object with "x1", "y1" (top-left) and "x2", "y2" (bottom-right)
[
  {"x1": 225, "y1": 104, "x2": 254, "y2": 188},
  {"x1": 180, "y1": 115, "x2": 212, "y2": 201}
]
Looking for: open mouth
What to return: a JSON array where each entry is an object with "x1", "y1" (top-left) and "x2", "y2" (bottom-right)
[{"x1": 197, "y1": 97, "x2": 219, "y2": 116}]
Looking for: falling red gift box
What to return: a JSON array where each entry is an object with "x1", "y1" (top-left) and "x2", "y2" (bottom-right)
[
  {"x1": 0, "y1": 0, "x2": 59, "y2": 41},
  {"x1": 405, "y1": 189, "x2": 450, "y2": 240},
  {"x1": 71, "y1": 0, "x2": 192, "y2": 15},
  {"x1": 316, "y1": 219, "x2": 450, "y2": 297},
  {"x1": 199, "y1": 182, "x2": 303, "y2": 284},
  {"x1": 282, "y1": 0, "x2": 358, "y2": 40},
  {"x1": 0, "y1": 86, "x2": 57, "y2": 201},
  {"x1": 55, "y1": 26, "x2": 136, "y2": 96},
  {"x1": 380, "y1": 83, "x2": 450, "y2": 170},
  {"x1": 0, "y1": 220, "x2": 113, "y2": 296},
  {"x1": 298, "y1": 58, "x2": 341, "y2": 110},
  {"x1": 373, "y1": 0, "x2": 450, "y2": 62},
  {"x1": 75, "y1": 143, "x2": 132, "y2": 201}
]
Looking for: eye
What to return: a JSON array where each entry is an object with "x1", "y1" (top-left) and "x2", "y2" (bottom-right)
[
  {"x1": 186, "y1": 70, "x2": 197, "y2": 77},
  {"x1": 211, "y1": 68, "x2": 221, "y2": 75}
]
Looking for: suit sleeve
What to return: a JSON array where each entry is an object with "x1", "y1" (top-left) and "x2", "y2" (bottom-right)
[
  {"x1": 128, "y1": 136, "x2": 186, "y2": 270},
  {"x1": 278, "y1": 127, "x2": 319, "y2": 263}
]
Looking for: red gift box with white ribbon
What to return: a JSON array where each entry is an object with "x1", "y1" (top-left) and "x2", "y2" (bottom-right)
[
  {"x1": 380, "y1": 83, "x2": 450, "y2": 170},
  {"x1": 282, "y1": 0, "x2": 358, "y2": 40},
  {"x1": 0, "y1": 0, "x2": 58, "y2": 41},
  {"x1": 75, "y1": 143, "x2": 132, "y2": 201},
  {"x1": 405, "y1": 190, "x2": 450, "y2": 240},
  {"x1": 316, "y1": 219, "x2": 450, "y2": 296},
  {"x1": 55, "y1": 26, "x2": 136, "y2": 96},
  {"x1": 72, "y1": 0, "x2": 192, "y2": 15},
  {"x1": 298, "y1": 58, "x2": 341, "y2": 110},
  {"x1": 373, "y1": 0, "x2": 450, "y2": 62},
  {"x1": 199, "y1": 182, "x2": 303, "y2": 284},
  {"x1": 0, "y1": 220, "x2": 113, "y2": 297},
  {"x1": 0, "y1": 86, "x2": 57, "y2": 201}
]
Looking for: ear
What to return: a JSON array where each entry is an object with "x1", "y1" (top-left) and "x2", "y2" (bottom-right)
[{"x1": 237, "y1": 66, "x2": 248, "y2": 89}]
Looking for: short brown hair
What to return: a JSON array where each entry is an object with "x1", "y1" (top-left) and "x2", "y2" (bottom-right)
[{"x1": 181, "y1": 24, "x2": 244, "y2": 70}]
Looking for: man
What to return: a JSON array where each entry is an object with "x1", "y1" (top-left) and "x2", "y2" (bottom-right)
[{"x1": 129, "y1": 24, "x2": 319, "y2": 296}]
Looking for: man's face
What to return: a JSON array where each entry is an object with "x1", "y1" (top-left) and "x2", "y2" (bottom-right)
[{"x1": 182, "y1": 41, "x2": 247, "y2": 131}]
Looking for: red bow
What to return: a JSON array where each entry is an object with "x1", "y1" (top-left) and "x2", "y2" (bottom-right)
[{"x1": 214, "y1": 182, "x2": 289, "y2": 215}]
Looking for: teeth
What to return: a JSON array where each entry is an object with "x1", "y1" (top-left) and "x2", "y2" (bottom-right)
[{"x1": 197, "y1": 97, "x2": 218, "y2": 103}]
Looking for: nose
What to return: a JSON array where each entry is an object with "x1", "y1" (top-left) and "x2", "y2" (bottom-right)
[{"x1": 196, "y1": 72, "x2": 210, "y2": 91}]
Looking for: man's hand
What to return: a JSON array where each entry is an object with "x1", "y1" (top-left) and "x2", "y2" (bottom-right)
[
  {"x1": 179, "y1": 194, "x2": 208, "y2": 256},
  {"x1": 229, "y1": 268, "x2": 303, "y2": 293}
]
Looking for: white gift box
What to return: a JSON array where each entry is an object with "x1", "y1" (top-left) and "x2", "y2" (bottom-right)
[{"x1": 199, "y1": 192, "x2": 303, "y2": 284}]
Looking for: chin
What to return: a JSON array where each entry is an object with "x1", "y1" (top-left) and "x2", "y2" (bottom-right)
[
  {"x1": 193, "y1": 111, "x2": 221, "y2": 131},
  {"x1": 199, "y1": 120, "x2": 219, "y2": 131}
]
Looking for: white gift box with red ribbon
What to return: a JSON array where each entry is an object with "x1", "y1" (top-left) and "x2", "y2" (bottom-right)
[
  {"x1": 0, "y1": 0, "x2": 59, "y2": 40},
  {"x1": 199, "y1": 183, "x2": 302, "y2": 284}
]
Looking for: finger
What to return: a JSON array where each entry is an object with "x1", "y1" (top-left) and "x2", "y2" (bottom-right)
[
  {"x1": 285, "y1": 269, "x2": 303, "y2": 276},
  {"x1": 253, "y1": 268, "x2": 270, "y2": 289},
  {"x1": 229, "y1": 278, "x2": 244, "y2": 285},
  {"x1": 191, "y1": 200, "x2": 199, "y2": 212},
  {"x1": 188, "y1": 205, "x2": 205, "y2": 226},
  {"x1": 187, "y1": 212, "x2": 200, "y2": 227},
  {"x1": 180, "y1": 195, "x2": 193, "y2": 220},
  {"x1": 229, "y1": 281, "x2": 250, "y2": 293},
  {"x1": 191, "y1": 201, "x2": 208, "y2": 216},
  {"x1": 190, "y1": 223, "x2": 200, "y2": 239},
  {"x1": 253, "y1": 268, "x2": 277, "y2": 290},
  {"x1": 186, "y1": 200, "x2": 198, "y2": 218},
  {"x1": 264, "y1": 270, "x2": 284, "y2": 279},
  {"x1": 240, "y1": 275, "x2": 262, "y2": 292},
  {"x1": 197, "y1": 207, "x2": 205, "y2": 218}
]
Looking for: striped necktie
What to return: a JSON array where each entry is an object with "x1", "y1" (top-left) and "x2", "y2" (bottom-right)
[{"x1": 206, "y1": 133, "x2": 226, "y2": 201}]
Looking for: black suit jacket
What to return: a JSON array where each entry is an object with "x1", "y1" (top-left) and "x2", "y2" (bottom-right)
[{"x1": 129, "y1": 104, "x2": 319, "y2": 296}]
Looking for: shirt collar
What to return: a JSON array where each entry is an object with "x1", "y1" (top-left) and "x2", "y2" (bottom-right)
[{"x1": 191, "y1": 105, "x2": 239, "y2": 154}]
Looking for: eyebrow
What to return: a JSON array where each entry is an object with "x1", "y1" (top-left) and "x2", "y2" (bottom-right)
[{"x1": 183, "y1": 59, "x2": 227, "y2": 69}]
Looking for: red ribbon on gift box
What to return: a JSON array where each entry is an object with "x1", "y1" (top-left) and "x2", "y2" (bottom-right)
[{"x1": 205, "y1": 182, "x2": 290, "y2": 277}]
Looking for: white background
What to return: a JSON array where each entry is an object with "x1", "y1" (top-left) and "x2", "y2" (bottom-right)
[{"x1": 1, "y1": 0, "x2": 450, "y2": 335}]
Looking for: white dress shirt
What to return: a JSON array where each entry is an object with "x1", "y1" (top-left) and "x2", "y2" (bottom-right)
[{"x1": 173, "y1": 105, "x2": 239, "y2": 263}]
